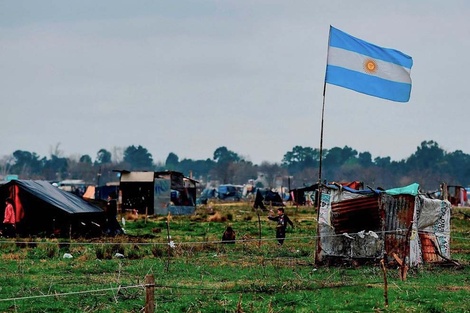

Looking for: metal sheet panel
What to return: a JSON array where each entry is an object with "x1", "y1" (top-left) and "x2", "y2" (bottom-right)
[
  {"x1": 419, "y1": 233, "x2": 440, "y2": 262},
  {"x1": 382, "y1": 194, "x2": 415, "y2": 263},
  {"x1": 331, "y1": 195, "x2": 381, "y2": 234},
  {"x1": 320, "y1": 193, "x2": 384, "y2": 260},
  {"x1": 120, "y1": 172, "x2": 155, "y2": 182}
]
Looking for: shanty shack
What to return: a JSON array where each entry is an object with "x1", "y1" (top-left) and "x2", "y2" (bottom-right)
[
  {"x1": 0, "y1": 180, "x2": 106, "y2": 237},
  {"x1": 290, "y1": 181, "x2": 363, "y2": 207},
  {"x1": 440, "y1": 183, "x2": 467, "y2": 207},
  {"x1": 116, "y1": 170, "x2": 198, "y2": 215},
  {"x1": 316, "y1": 183, "x2": 451, "y2": 267},
  {"x1": 290, "y1": 184, "x2": 318, "y2": 206}
]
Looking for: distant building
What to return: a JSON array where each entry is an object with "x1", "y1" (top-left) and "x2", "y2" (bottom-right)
[{"x1": 115, "y1": 170, "x2": 198, "y2": 215}]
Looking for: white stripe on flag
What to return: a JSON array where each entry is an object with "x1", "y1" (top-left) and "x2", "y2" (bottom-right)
[{"x1": 328, "y1": 46, "x2": 411, "y2": 84}]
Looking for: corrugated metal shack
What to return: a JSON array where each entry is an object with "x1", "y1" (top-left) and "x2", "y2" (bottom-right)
[
  {"x1": 116, "y1": 170, "x2": 198, "y2": 215},
  {"x1": 316, "y1": 183, "x2": 451, "y2": 267}
]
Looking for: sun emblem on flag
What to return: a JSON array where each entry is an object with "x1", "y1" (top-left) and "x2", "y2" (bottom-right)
[{"x1": 363, "y1": 59, "x2": 378, "y2": 74}]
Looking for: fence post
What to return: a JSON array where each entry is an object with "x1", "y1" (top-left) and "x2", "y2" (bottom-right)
[
  {"x1": 380, "y1": 259, "x2": 389, "y2": 307},
  {"x1": 145, "y1": 274, "x2": 155, "y2": 313},
  {"x1": 166, "y1": 213, "x2": 171, "y2": 272}
]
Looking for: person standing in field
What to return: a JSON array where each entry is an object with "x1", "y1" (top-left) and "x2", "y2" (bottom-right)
[
  {"x1": 2, "y1": 198, "x2": 16, "y2": 238},
  {"x1": 268, "y1": 207, "x2": 294, "y2": 245}
]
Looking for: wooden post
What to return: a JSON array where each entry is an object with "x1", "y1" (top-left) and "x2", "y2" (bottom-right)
[
  {"x1": 380, "y1": 259, "x2": 389, "y2": 307},
  {"x1": 392, "y1": 252, "x2": 408, "y2": 281},
  {"x1": 314, "y1": 186, "x2": 322, "y2": 265},
  {"x1": 144, "y1": 274, "x2": 155, "y2": 313},
  {"x1": 257, "y1": 212, "x2": 262, "y2": 248}
]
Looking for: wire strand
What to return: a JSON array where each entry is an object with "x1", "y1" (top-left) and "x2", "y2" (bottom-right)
[{"x1": 0, "y1": 284, "x2": 149, "y2": 302}]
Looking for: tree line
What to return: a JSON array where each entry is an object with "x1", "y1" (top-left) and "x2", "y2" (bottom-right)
[{"x1": 1, "y1": 140, "x2": 469, "y2": 191}]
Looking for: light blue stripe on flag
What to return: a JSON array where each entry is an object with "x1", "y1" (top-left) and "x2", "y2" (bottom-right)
[{"x1": 325, "y1": 26, "x2": 413, "y2": 102}]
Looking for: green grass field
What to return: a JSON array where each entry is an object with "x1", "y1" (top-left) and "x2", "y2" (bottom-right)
[{"x1": 0, "y1": 203, "x2": 469, "y2": 312}]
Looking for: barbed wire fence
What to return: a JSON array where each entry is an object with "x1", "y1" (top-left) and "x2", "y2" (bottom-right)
[
  {"x1": 1, "y1": 204, "x2": 469, "y2": 312},
  {"x1": 0, "y1": 228, "x2": 468, "y2": 312}
]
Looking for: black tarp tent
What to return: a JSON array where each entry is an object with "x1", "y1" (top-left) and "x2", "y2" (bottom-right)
[
  {"x1": 253, "y1": 188, "x2": 285, "y2": 210},
  {"x1": 0, "y1": 180, "x2": 107, "y2": 237}
]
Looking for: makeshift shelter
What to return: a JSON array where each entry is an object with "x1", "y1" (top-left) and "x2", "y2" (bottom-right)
[
  {"x1": 83, "y1": 184, "x2": 120, "y2": 202},
  {"x1": 290, "y1": 181, "x2": 363, "y2": 206},
  {"x1": 197, "y1": 187, "x2": 217, "y2": 205},
  {"x1": 58, "y1": 179, "x2": 88, "y2": 197},
  {"x1": 253, "y1": 188, "x2": 285, "y2": 210},
  {"x1": 316, "y1": 183, "x2": 452, "y2": 267},
  {"x1": 0, "y1": 180, "x2": 107, "y2": 237},
  {"x1": 440, "y1": 184, "x2": 467, "y2": 207},
  {"x1": 116, "y1": 170, "x2": 198, "y2": 215},
  {"x1": 217, "y1": 184, "x2": 242, "y2": 201},
  {"x1": 290, "y1": 184, "x2": 319, "y2": 206}
]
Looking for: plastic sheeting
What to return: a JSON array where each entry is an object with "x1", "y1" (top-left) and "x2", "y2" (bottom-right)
[
  {"x1": 1, "y1": 180, "x2": 103, "y2": 214},
  {"x1": 386, "y1": 183, "x2": 420, "y2": 196},
  {"x1": 0, "y1": 180, "x2": 106, "y2": 237}
]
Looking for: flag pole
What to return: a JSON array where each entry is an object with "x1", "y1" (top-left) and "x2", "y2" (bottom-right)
[
  {"x1": 315, "y1": 81, "x2": 327, "y2": 265},
  {"x1": 318, "y1": 80, "x2": 327, "y2": 185},
  {"x1": 315, "y1": 26, "x2": 331, "y2": 265},
  {"x1": 318, "y1": 25, "x2": 331, "y2": 186}
]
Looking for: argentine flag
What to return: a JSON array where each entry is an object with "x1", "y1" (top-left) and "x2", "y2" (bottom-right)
[{"x1": 325, "y1": 26, "x2": 413, "y2": 102}]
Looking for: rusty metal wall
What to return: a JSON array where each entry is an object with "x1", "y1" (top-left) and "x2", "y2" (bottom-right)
[
  {"x1": 419, "y1": 233, "x2": 441, "y2": 262},
  {"x1": 382, "y1": 194, "x2": 415, "y2": 262},
  {"x1": 331, "y1": 195, "x2": 381, "y2": 234},
  {"x1": 319, "y1": 188, "x2": 448, "y2": 266}
]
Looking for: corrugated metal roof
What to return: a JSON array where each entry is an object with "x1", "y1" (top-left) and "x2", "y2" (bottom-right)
[{"x1": 120, "y1": 171, "x2": 155, "y2": 182}]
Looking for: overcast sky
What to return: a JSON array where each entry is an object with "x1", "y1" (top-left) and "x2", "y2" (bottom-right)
[{"x1": 1, "y1": 1, "x2": 469, "y2": 165}]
